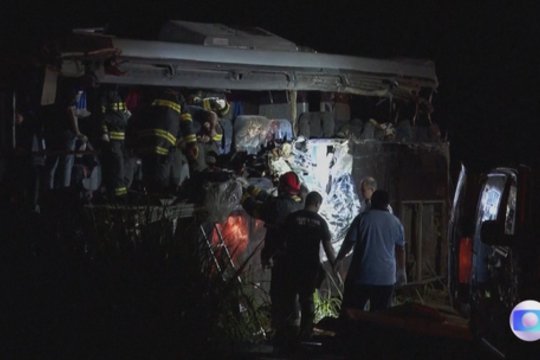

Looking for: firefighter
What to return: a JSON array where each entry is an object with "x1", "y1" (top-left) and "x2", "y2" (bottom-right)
[
  {"x1": 201, "y1": 96, "x2": 230, "y2": 155},
  {"x1": 136, "y1": 88, "x2": 198, "y2": 194},
  {"x1": 187, "y1": 93, "x2": 230, "y2": 154},
  {"x1": 188, "y1": 92, "x2": 231, "y2": 119},
  {"x1": 100, "y1": 89, "x2": 130, "y2": 198},
  {"x1": 241, "y1": 171, "x2": 304, "y2": 350},
  {"x1": 184, "y1": 104, "x2": 223, "y2": 171}
]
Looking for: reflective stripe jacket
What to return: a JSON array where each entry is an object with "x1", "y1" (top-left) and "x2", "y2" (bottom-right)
[
  {"x1": 136, "y1": 95, "x2": 196, "y2": 156},
  {"x1": 202, "y1": 97, "x2": 230, "y2": 118},
  {"x1": 101, "y1": 102, "x2": 129, "y2": 141},
  {"x1": 185, "y1": 104, "x2": 224, "y2": 145}
]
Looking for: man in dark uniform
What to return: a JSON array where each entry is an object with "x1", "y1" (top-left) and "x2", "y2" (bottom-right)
[
  {"x1": 241, "y1": 171, "x2": 304, "y2": 350},
  {"x1": 281, "y1": 191, "x2": 336, "y2": 344}
]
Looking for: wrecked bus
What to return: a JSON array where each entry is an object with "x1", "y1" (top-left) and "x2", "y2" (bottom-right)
[{"x1": 1, "y1": 20, "x2": 447, "y2": 285}]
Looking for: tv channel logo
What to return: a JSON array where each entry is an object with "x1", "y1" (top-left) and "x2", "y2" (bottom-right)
[{"x1": 510, "y1": 300, "x2": 540, "y2": 341}]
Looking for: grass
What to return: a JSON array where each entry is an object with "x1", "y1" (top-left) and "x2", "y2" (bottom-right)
[{"x1": 314, "y1": 288, "x2": 342, "y2": 323}]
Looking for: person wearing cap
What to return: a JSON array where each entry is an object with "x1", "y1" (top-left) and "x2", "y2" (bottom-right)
[
  {"x1": 339, "y1": 190, "x2": 406, "y2": 313},
  {"x1": 241, "y1": 171, "x2": 304, "y2": 349}
]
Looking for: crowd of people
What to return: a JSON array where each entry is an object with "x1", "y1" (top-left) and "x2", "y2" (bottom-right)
[
  {"x1": 4, "y1": 78, "x2": 409, "y2": 355},
  {"x1": 3, "y1": 82, "x2": 236, "y2": 213}
]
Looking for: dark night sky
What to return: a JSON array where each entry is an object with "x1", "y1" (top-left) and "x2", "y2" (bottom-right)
[{"x1": 3, "y1": 0, "x2": 540, "y2": 170}]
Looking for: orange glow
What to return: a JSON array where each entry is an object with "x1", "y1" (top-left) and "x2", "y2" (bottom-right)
[
  {"x1": 212, "y1": 213, "x2": 249, "y2": 261},
  {"x1": 458, "y1": 236, "x2": 473, "y2": 283}
]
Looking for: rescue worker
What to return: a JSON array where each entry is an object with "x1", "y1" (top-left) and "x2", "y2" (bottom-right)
[
  {"x1": 201, "y1": 96, "x2": 230, "y2": 155},
  {"x1": 188, "y1": 92, "x2": 231, "y2": 119},
  {"x1": 100, "y1": 88, "x2": 130, "y2": 198},
  {"x1": 281, "y1": 191, "x2": 336, "y2": 347},
  {"x1": 183, "y1": 104, "x2": 223, "y2": 171},
  {"x1": 241, "y1": 171, "x2": 304, "y2": 350},
  {"x1": 187, "y1": 93, "x2": 230, "y2": 154},
  {"x1": 136, "y1": 88, "x2": 198, "y2": 194}
]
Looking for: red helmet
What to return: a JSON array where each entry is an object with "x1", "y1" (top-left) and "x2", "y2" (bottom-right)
[{"x1": 279, "y1": 171, "x2": 301, "y2": 194}]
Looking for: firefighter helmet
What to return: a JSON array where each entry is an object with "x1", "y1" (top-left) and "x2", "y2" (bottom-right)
[{"x1": 279, "y1": 171, "x2": 301, "y2": 194}]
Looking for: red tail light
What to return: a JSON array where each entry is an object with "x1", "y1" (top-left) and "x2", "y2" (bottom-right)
[{"x1": 458, "y1": 236, "x2": 473, "y2": 283}]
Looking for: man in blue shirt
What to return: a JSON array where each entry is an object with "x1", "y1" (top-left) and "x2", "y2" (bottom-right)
[{"x1": 338, "y1": 190, "x2": 406, "y2": 312}]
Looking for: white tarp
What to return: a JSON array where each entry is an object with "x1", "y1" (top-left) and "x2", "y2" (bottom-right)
[{"x1": 269, "y1": 138, "x2": 361, "y2": 259}]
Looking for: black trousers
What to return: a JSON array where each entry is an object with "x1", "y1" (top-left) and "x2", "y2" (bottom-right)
[
  {"x1": 341, "y1": 283, "x2": 394, "y2": 313},
  {"x1": 141, "y1": 154, "x2": 167, "y2": 193},
  {"x1": 270, "y1": 258, "x2": 287, "y2": 330},
  {"x1": 123, "y1": 151, "x2": 140, "y2": 190},
  {"x1": 103, "y1": 140, "x2": 127, "y2": 197},
  {"x1": 141, "y1": 148, "x2": 187, "y2": 194},
  {"x1": 280, "y1": 264, "x2": 321, "y2": 340}
]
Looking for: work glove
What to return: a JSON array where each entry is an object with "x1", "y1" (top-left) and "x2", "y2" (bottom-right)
[
  {"x1": 396, "y1": 268, "x2": 408, "y2": 287},
  {"x1": 214, "y1": 98, "x2": 227, "y2": 111},
  {"x1": 204, "y1": 97, "x2": 229, "y2": 116},
  {"x1": 199, "y1": 134, "x2": 211, "y2": 143}
]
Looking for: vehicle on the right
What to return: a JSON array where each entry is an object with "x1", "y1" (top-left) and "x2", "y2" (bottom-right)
[{"x1": 448, "y1": 163, "x2": 540, "y2": 358}]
